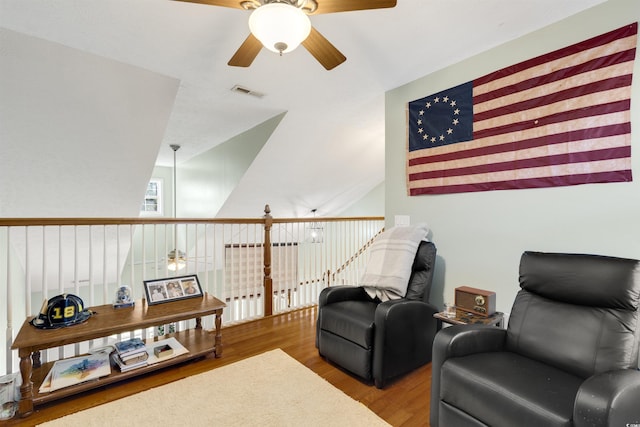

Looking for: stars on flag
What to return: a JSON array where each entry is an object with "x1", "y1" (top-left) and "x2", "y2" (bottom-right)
[{"x1": 415, "y1": 94, "x2": 463, "y2": 144}]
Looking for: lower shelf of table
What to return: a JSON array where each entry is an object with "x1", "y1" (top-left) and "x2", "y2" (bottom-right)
[{"x1": 28, "y1": 328, "x2": 216, "y2": 406}]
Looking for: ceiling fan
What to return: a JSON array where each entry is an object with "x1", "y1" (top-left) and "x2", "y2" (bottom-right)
[{"x1": 173, "y1": 0, "x2": 397, "y2": 70}]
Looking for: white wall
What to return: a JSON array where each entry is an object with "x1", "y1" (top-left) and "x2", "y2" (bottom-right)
[
  {"x1": 185, "y1": 113, "x2": 284, "y2": 218},
  {"x1": 147, "y1": 114, "x2": 282, "y2": 219},
  {"x1": 0, "y1": 29, "x2": 179, "y2": 217},
  {"x1": 385, "y1": 0, "x2": 640, "y2": 312},
  {"x1": 337, "y1": 181, "x2": 385, "y2": 217}
]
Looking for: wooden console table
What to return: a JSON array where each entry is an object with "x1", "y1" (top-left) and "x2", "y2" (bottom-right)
[{"x1": 11, "y1": 293, "x2": 225, "y2": 417}]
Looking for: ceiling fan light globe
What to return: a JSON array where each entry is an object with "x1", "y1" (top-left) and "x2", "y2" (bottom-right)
[
  {"x1": 167, "y1": 249, "x2": 186, "y2": 271},
  {"x1": 249, "y1": 3, "x2": 311, "y2": 54}
]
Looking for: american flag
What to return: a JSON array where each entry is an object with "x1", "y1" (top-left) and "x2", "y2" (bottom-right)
[{"x1": 407, "y1": 23, "x2": 637, "y2": 196}]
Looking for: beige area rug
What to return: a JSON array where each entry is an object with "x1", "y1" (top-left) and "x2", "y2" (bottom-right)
[{"x1": 39, "y1": 349, "x2": 390, "y2": 427}]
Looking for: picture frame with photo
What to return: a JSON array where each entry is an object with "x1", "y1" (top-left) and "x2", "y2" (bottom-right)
[{"x1": 143, "y1": 274, "x2": 203, "y2": 305}]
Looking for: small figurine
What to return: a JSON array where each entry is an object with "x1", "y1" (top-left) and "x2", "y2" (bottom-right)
[{"x1": 113, "y1": 285, "x2": 135, "y2": 309}]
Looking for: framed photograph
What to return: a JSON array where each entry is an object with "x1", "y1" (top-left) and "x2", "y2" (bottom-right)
[{"x1": 143, "y1": 274, "x2": 203, "y2": 305}]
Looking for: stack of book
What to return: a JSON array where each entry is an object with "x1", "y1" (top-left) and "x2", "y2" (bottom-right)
[{"x1": 111, "y1": 337, "x2": 148, "y2": 372}]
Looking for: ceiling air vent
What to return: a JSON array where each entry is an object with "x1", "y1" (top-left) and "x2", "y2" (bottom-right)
[{"x1": 231, "y1": 84, "x2": 265, "y2": 98}]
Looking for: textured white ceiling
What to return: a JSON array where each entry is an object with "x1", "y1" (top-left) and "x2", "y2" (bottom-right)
[{"x1": 0, "y1": 0, "x2": 605, "y2": 217}]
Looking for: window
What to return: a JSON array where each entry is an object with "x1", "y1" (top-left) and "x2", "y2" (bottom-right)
[{"x1": 140, "y1": 178, "x2": 163, "y2": 216}]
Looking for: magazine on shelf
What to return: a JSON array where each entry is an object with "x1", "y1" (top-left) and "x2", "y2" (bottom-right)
[
  {"x1": 111, "y1": 337, "x2": 189, "y2": 372},
  {"x1": 111, "y1": 353, "x2": 148, "y2": 372},
  {"x1": 114, "y1": 337, "x2": 146, "y2": 357},
  {"x1": 118, "y1": 351, "x2": 149, "y2": 365},
  {"x1": 39, "y1": 351, "x2": 111, "y2": 393}
]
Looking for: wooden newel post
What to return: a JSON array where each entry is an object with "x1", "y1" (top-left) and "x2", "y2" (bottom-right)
[{"x1": 263, "y1": 204, "x2": 273, "y2": 316}]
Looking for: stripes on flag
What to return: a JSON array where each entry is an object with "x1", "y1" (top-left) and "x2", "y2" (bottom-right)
[{"x1": 406, "y1": 23, "x2": 637, "y2": 196}]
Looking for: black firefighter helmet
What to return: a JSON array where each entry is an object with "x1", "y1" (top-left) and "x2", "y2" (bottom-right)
[{"x1": 30, "y1": 293, "x2": 93, "y2": 329}]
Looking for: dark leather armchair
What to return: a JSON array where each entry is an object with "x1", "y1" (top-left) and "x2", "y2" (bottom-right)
[
  {"x1": 316, "y1": 240, "x2": 438, "y2": 388},
  {"x1": 431, "y1": 251, "x2": 640, "y2": 427}
]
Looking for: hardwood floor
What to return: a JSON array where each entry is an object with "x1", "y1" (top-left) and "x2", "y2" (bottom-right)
[{"x1": 5, "y1": 307, "x2": 431, "y2": 427}]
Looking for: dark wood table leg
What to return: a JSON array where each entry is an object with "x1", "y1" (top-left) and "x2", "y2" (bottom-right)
[
  {"x1": 32, "y1": 351, "x2": 41, "y2": 369},
  {"x1": 214, "y1": 311, "x2": 222, "y2": 358},
  {"x1": 17, "y1": 351, "x2": 34, "y2": 417}
]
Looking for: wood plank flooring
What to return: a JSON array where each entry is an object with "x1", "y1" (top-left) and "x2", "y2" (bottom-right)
[{"x1": 5, "y1": 306, "x2": 431, "y2": 427}]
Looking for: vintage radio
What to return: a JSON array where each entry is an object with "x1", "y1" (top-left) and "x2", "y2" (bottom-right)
[{"x1": 455, "y1": 286, "x2": 496, "y2": 317}]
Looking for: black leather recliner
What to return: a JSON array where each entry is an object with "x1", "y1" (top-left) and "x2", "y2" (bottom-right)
[
  {"x1": 431, "y1": 251, "x2": 640, "y2": 427},
  {"x1": 316, "y1": 240, "x2": 439, "y2": 388}
]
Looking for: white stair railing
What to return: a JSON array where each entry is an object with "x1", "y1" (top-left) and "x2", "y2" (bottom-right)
[{"x1": 0, "y1": 210, "x2": 384, "y2": 376}]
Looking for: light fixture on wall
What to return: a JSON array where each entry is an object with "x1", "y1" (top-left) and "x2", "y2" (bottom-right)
[
  {"x1": 167, "y1": 144, "x2": 186, "y2": 271},
  {"x1": 248, "y1": 1, "x2": 311, "y2": 55}
]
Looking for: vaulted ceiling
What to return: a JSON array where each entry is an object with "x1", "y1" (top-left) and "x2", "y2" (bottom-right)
[{"x1": 0, "y1": 0, "x2": 605, "y2": 218}]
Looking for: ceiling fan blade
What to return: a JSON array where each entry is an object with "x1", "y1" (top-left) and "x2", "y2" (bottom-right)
[
  {"x1": 302, "y1": 27, "x2": 346, "y2": 70},
  {"x1": 311, "y1": 0, "x2": 396, "y2": 15},
  {"x1": 172, "y1": 0, "x2": 245, "y2": 9},
  {"x1": 228, "y1": 34, "x2": 263, "y2": 67}
]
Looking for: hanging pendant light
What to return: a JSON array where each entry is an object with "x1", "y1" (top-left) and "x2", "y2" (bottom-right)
[
  {"x1": 168, "y1": 144, "x2": 186, "y2": 271},
  {"x1": 308, "y1": 208, "x2": 324, "y2": 243}
]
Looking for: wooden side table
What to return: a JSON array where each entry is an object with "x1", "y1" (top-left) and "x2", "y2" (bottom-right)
[
  {"x1": 11, "y1": 293, "x2": 225, "y2": 417},
  {"x1": 434, "y1": 309, "x2": 505, "y2": 328}
]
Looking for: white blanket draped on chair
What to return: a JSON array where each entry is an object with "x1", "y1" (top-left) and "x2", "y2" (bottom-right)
[{"x1": 360, "y1": 224, "x2": 430, "y2": 301}]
